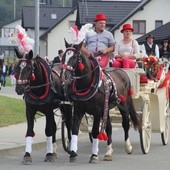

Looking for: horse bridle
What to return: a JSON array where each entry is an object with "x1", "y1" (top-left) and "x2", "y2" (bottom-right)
[
  {"x1": 61, "y1": 47, "x2": 99, "y2": 81},
  {"x1": 15, "y1": 58, "x2": 34, "y2": 87}
]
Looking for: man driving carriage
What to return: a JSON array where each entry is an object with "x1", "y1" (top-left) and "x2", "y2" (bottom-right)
[{"x1": 81, "y1": 13, "x2": 115, "y2": 69}]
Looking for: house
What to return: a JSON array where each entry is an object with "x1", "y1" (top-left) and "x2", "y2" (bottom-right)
[
  {"x1": 77, "y1": 0, "x2": 170, "y2": 43},
  {"x1": 39, "y1": 7, "x2": 77, "y2": 60},
  {"x1": 41, "y1": 0, "x2": 170, "y2": 60},
  {"x1": 136, "y1": 22, "x2": 170, "y2": 45},
  {"x1": 22, "y1": 5, "x2": 73, "y2": 59},
  {"x1": 0, "y1": 19, "x2": 21, "y2": 57},
  {"x1": 1, "y1": 0, "x2": 170, "y2": 60}
]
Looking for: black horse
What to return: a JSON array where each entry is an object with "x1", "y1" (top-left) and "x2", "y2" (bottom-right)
[
  {"x1": 60, "y1": 40, "x2": 141, "y2": 163},
  {"x1": 14, "y1": 48, "x2": 72, "y2": 164}
]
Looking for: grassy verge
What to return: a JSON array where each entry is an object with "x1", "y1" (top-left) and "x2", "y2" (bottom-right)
[{"x1": 0, "y1": 96, "x2": 26, "y2": 127}]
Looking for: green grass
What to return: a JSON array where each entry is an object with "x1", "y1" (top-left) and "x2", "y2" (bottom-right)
[
  {"x1": 0, "y1": 77, "x2": 43, "y2": 127},
  {"x1": 5, "y1": 76, "x2": 11, "y2": 86},
  {"x1": 0, "y1": 96, "x2": 26, "y2": 127}
]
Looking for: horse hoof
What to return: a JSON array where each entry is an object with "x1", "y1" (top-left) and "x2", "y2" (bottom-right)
[
  {"x1": 69, "y1": 150, "x2": 78, "y2": 163},
  {"x1": 70, "y1": 157, "x2": 77, "y2": 163},
  {"x1": 125, "y1": 146, "x2": 133, "y2": 154},
  {"x1": 44, "y1": 153, "x2": 54, "y2": 162},
  {"x1": 22, "y1": 152, "x2": 32, "y2": 165},
  {"x1": 125, "y1": 138, "x2": 133, "y2": 154},
  {"x1": 103, "y1": 154, "x2": 112, "y2": 161},
  {"x1": 89, "y1": 154, "x2": 99, "y2": 164}
]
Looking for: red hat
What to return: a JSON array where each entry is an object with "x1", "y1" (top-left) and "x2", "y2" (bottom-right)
[
  {"x1": 121, "y1": 23, "x2": 134, "y2": 33},
  {"x1": 94, "y1": 13, "x2": 107, "y2": 22}
]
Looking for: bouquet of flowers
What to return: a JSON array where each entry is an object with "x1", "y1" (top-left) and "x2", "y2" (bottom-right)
[
  {"x1": 143, "y1": 55, "x2": 159, "y2": 79},
  {"x1": 143, "y1": 55, "x2": 159, "y2": 68}
]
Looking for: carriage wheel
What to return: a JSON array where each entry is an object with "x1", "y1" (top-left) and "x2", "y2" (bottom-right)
[
  {"x1": 161, "y1": 101, "x2": 170, "y2": 145},
  {"x1": 61, "y1": 117, "x2": 70, "y2": 153},
  {"x1": 139, "y1": 100, "x2": 152, "y2": 154}
]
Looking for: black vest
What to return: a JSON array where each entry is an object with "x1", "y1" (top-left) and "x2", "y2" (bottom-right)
[{"x1": 144, "y1": 43, "x2": 156, "y2": 56}]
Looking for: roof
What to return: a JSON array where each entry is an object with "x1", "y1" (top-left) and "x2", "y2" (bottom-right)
[
  {"x1": 137, "y1": 22, "x2": 170, "y2": 44},
  {"x1": 22, "y1": 6, "x2": 72, "y2": 29},
  {"x1": 77, "y1": 0, "x2": 142, "y2": 28},
  {"x1": 40, "y1": 7, "x2": 77, "y2": 40},
  {"x1": 109, "y1": 0, "x2": 151, "y2": 32}
]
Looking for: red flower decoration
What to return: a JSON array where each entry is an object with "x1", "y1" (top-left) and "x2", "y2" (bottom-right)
[
  {"x1": 78, "y1": 62, "x2": 84, "y2": 70},
  {"x1": 143, "y1": 55, "x2": 159, "y2": 68},
  {"x1": 97, "y1": 132, "x2": 108, "y2": 141}
]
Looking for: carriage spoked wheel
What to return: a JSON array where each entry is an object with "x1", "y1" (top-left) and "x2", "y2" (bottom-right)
[
  {"x1": 139, "y1": 100, "x2": 152, "y2": 154},
  {"x1": 61, "y1": 116, "x2": 71, "y2": 153},
  {"x1": 161, "y1": 101, "x2": 170, "y2": 145}
]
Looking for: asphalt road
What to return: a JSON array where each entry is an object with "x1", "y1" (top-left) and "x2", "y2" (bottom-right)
[{"x1": 0, "y1": 126, "x2": 170, "y2": 170}]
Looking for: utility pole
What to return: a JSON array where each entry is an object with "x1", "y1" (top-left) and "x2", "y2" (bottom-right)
[
  {"x1": 14, "y1": 0, "x2": 16, "y2": 20},
  {"x1": 34, "y1": 0, "x2": 40, "y2": 57}
]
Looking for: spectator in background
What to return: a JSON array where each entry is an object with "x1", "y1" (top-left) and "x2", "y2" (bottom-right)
[
  {"x1": 8, "y1": 63, "x2": 16, "y2": 86},
  {"x1": 1, "y1": 60, "x2": 8, "y2": 87},
  {"x1": 111, "y1": 23, "x2": 140, "y2": 68},
  {"x1": 159, "y1": 39, "x2": 170, "y2": 60},
  {"x1": 53, "y1": 50, "x2": 64, "y2": 64},
  {"x1": 140, "y1": 34, "x2": 160, "y2": 57}
]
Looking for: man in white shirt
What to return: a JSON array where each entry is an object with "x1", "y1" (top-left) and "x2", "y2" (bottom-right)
[{"x1": 140, "y1": 34, "x2": 160, "y2": 57}]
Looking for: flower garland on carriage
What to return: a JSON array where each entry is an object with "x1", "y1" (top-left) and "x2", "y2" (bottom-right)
[{"x1": 143, "y1": 55, "x2": 160, "y2": 79}]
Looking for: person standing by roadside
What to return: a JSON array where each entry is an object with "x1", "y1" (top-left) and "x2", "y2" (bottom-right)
[
  {"x1": 81, "y1": 13, "x2": 115, "y2": 69},
  {"x1": 8, "y1": 63, "x2": 16, "y2": 86},
  {"x1": 1, "y1": 60, "x2": 8, "y2": 87},
  {"x1": 140, "y1": 34, "x2": 160, "y2": 58},
  {"x1": 159, "y1": 39, "x2": 170, "y2": 60},
  {"x1": 52, "y1": 50, "x2": 64, "y2": 64}
]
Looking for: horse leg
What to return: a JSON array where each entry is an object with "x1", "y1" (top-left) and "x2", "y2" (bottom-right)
[
  {"x1": 103, "y1": 115, "x2": 113, "y2": 161},
  {"x1": 52, "y1": 114, "x2": 57, "y2": 159},
  {"x1": 120, "y1": 108, "x2": 133, "y2": 154},
  {"x1": 89, "y1": 116, "x2": 101, "y2": 164},
  {"x1": 69, "y1": 109, "x2": 84, "y2": 163},
  {"x1": 22, "y1": 105, "x2": 36, "y2": 164},
  {"x1": 44, "y1": 109, "x2": 56, "y2": 162}
]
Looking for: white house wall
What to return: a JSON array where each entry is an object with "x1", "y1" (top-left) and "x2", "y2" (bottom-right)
[
  {"x1": 114, "y1": 0, "x2": 170, "y2": 43},
  {"x1": 45, "y1": 10, "x2": 77, "y2": 61}
]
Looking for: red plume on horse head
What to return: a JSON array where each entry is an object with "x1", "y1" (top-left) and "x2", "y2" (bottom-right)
[{"x1": 14, "y1": 25, "x2": 34, "y2": 55}]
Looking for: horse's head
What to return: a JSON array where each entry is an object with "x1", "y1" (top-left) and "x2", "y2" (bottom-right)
[
  {"x1": 61, "y1": 40, "x2": 95, "y2": 99},
  {"x1": 61, "y1": 39, "x2": 90, "y2": 83},
  {"x1": 14, "y1": 48, "x2": 35, "y2": 95}
]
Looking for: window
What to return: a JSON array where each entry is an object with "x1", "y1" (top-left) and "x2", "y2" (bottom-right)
[
  {"x1": 133, "y1": 20, "x2": 146, "y2": 34},
  {"x1": 3, "y1": 28, "x2": 15, "y2": 37},
  {"x1": 51, "y1": 13, "x2": 57, "y2": 19},
  {"x1": 155, "y1": 20, "x2": 163, "y2": 29}
]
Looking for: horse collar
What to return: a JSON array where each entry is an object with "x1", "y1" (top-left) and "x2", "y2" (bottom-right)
[
  {"x1": 24, "y1": 57, "x2": 53, "y2": 105},
  {"x1": 69, "y1": 56, "x2": 103, "y2": 101}
]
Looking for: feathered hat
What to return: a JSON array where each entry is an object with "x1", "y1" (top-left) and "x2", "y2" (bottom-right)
[
  {"x1": 68, "y1": 23, "x2": 94, "y2": 44},
  {"x1": 14, "y1": 25, "x2": 34, "y2": 54}
]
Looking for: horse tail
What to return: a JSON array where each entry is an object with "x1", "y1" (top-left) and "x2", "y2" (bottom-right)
[{"x1": 128, "y1": 96, "x2": 141, "y2": 130}]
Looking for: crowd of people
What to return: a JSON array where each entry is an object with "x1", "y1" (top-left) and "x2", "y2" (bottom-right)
[
  {"x1": 1, "y1": 13, "x2": 170, "y2": 89},
  {"x1": 52, "y1": 13, "x2": 170, "y2": 71}
]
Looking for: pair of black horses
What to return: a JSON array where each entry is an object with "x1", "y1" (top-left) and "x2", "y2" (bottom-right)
[{"x1": 14, "y1": 40, "x2": 141, "y2": 164}]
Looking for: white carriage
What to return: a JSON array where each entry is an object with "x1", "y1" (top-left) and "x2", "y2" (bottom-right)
[{"x1": 125, "y1": 65, "x2": 170, "y2": 154}]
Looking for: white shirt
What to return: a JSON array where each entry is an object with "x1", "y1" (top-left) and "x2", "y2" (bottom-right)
[{"x1": 141, "y1": 43, "x2": 160, "y2": 58}]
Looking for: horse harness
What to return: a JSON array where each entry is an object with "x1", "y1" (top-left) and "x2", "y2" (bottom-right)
[{"x1": 17, "y1": 56, "x2": 63, "y2": 105}]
